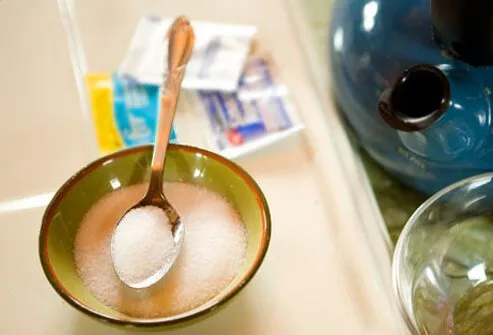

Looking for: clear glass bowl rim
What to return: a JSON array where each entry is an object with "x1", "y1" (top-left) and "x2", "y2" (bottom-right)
[{"x1": 391, "y1": 172, "x2": 493, "y2": 334}]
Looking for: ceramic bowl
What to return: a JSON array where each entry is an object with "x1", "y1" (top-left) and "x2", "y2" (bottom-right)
[{"x1": 39, "y1": 144, "x2": 271, "y2": 330}]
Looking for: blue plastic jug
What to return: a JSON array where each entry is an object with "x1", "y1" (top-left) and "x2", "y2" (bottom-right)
[{"x1": 329, "y1": 0, "x2": 493, "y2": 195}]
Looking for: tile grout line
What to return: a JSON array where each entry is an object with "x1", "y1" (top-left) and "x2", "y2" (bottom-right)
[
  {"x1": 0, "y1": 192, "x2": 55, "y2": 214},
  {"x1": 57, "y1": 0, "x2": 99, "y2": 153}
]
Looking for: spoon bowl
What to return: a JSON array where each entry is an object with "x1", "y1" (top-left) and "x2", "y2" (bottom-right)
[
  {"x1": 110, "y1": 16, "x2": 195, "y2": 289},
  {"x1": 110, "y1": 199, "x2": 185, "y2": 289}
]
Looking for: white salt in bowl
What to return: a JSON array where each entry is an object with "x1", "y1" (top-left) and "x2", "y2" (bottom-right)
[{"x1": 39, "y1": 144, "x2": 271, "y2": 330}]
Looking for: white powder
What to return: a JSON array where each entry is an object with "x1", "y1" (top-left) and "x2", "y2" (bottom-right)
[
  {"x1": 74, "y1": 182, "x2": 247, "y2": 318},
  {"x1": 111, "y1": 206, "x2": 174, "y2": 286}
]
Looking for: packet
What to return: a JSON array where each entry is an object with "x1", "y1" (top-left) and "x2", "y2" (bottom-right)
[
  {"x1": 119, "y1": 16, "x2": 256, "y2": 92},
  {"x1": 85, "y1": 73, "x2": 178, "y2": 155},
  {"x1": 194, "y1": 55, "x2": 304, "y2": 158}
]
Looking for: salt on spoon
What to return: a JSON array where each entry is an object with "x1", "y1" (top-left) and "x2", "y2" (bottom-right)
[{"x1": 110, "y1": 16, "x2": 195, "y2": 289}]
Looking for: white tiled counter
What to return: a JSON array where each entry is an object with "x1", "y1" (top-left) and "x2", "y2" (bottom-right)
[{"x1": 0, "y1": 0, "x2": 407, "y2": 334}]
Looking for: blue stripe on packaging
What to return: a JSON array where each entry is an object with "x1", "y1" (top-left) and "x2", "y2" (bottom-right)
[
  {"x1": 258, "y1": 59, "x2": 292, "y2": 129},
  {"x1": 112, "y1": 73, "x2": 177, "y2": 147},
  {"x1": 197, "y1": 57, "x2": 292, "y2": 148},
  {"x1": 198, "y1": 37, "x2": 222, "y2": 79}
]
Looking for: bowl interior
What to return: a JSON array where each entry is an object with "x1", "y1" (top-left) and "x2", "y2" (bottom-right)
[
  {"x1": 393, "y1": 173, "x2": 493, "y2": 334},
  {"x1": 40, "y1": 144, "x2": 270, "y2": 326}
]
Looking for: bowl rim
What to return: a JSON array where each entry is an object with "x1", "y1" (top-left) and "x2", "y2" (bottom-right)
[
  {"x1": 39, "y1": 143, "x2": 271, "y2": 328},
  {"x1": 391, "y1": 172, "x2": 493, "y2": 334}
]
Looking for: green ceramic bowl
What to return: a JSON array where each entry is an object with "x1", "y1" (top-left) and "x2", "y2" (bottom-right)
[{"x1": 39, "y1": 144, "x2": 271, "y2": 330}]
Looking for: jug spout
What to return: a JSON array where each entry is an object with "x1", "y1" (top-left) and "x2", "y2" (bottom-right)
[
  {"x1": 378, "y1": 64, "x2": 492, "y2": 162},
  {"x1": 378, "y1": 64, "x2": 450, "y2": 132}
]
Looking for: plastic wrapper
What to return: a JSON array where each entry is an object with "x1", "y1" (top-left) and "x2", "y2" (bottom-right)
[
  {"x1": 119, "y1": 16, "x2": 256, "y2": 92},
  {"x1": 194, "y1": 55, "x2": 304, "y2": 159},
  {"x1": 85, "y1": 73, "x2": 178, "y2": 155}
]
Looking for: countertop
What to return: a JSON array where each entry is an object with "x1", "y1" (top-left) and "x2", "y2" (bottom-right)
[
  {"x1": 294, "y1": 0, "x2": 428, "y2": 246},
  {"x1": 0, "y1": 0, "x2": 407, "y2": 334}
]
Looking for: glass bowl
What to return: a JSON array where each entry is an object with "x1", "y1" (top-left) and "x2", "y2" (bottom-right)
[{"x1": 392, "y1": 172, "x2": 493, "y2": 335}]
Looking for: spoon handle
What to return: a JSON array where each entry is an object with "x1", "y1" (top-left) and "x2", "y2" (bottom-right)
[{"x1": 148, "y1": 17, "x2": 195, "y2": 194}]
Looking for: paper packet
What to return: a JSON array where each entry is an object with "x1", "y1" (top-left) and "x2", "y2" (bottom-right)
[
  {"x1": 85, "y1": 73, "x2": 178, "y2": 155},
  {"x1": 193, "y1": 55, "x2": 304, "y2": 158},
  {"x1": 119, "y1": 16, "x2": 256, "y2": 92}
]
